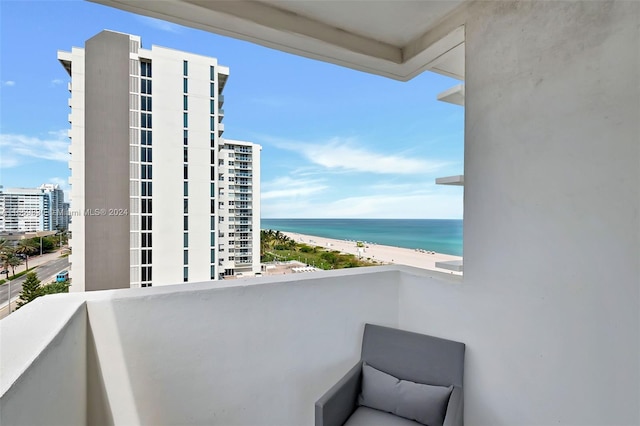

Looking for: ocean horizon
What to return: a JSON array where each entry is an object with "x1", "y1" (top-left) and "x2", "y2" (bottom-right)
[{"x1": 261, "y1": 218, "x2": 463, "y2": 256}]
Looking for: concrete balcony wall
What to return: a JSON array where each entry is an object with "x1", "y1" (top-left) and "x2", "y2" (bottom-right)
[
  {"x1": 0, "y1": 295, "x2": 87, "y2": 425},
  {"x1": 436, "y1": 1, "x2": 638, "y2": 425},
  {"x1": 85, "y1": 267, "x2": 402, "y2": 425}
]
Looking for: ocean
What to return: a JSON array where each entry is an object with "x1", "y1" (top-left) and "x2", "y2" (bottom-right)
[{"x1": 261, "y1": 219, "x2": 463, "y2": 256}]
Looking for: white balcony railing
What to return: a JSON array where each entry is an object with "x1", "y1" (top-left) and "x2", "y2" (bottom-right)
[{"x1": 0, "y1": 266, "x2": 465, "y2": 425}]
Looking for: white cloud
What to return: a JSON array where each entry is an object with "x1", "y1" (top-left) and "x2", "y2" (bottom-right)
[
  {"x1": 51, "y1": 79, "x2": 64, "y2": 86},
  {"x1": 2, "y1": 80, "x2": 16, "y2": 87},
  {"x1": 267, "y1": 136, "x2": 449, "y2": 175},
  {"x1": 263, "y1": 192, "x2": 462, "y2": 219},
  {"x1": 261, "y1": 176, "x2": 327, "y2": 200},
  {"x1": 0, "y1": 131, "x2": 70, "y2": 167},
  {"x1": 0, "y1": 155, "x2": 19, "y2": 168},
  {"x1": 136, "y1": 16, "x2": 183, "y2": 33}
]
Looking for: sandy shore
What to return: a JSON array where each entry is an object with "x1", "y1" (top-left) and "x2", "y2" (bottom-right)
[{"x1": 280, "y1": 231, "x2": 463, "y2": 275}]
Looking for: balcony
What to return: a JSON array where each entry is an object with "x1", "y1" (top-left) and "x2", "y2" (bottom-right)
[
  {"x1": 7, "y1": 2, "x2": 638, "y2": 425},
  {"x1": 0, "y1": 265, "x2": 567, "y2": 424}
]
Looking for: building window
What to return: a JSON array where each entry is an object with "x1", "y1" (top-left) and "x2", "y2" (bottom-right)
[
  {"x1": 210, "y1": 183, "x2": 215, "y2": 198},
  {"x1": 210, "y1": 99, "x2": 215, "y2": 115},
  {"x1": 141, "y1": 147, "x2": 152, "y2": 163},
  {"x1": 141, "y1": 130, "x2": 152, "y2": 146},
  {"x1": 184, "y1": 199, "x2": 188, "y2": 214},
  {"x1": 142, "y1": 216, "x2": 152, "y2": 231},
  {"x1": 210, "y1": 133, "x2": 215, "y2": 148},
  {"x1": 211, "y1": 265, "x2": 215, "y2": 280},
  {"x1": 211, "y1": 199, "x2": 215, "y2": 214},
  {"x1": 211, "y1": 216, "x2": 215, "y2": 230},
  {"x1": 183, "y1": 95, "x2": 188, "y2": 111},
  {"x1": 183, "y1": 78, "x2": 188, "y2": 94},
  {"x1": 183, "y1": 267, "x2": 188, "y2": 282},
  {"x1": 184, "y1": 147, "x2": 188, "y2": 162},
  {"x1": 210, "y1": 65, "x2": 215, "y2": 81},
  {"x1": 141, "y1": 113, "x2": 152, "y2": 128},
  {"x1": 141, "y1": 96, "x2": 152, "y2": 111},
  {"x1": 210, "y1": 82, "x2": 215, "y2": 98},
  {"x1": 184, "y1": 165, "x2": 188, "y2": 180},
  {"x1": 184, "y1": 249, "x2": 188, "y2": 265},
  {"x1": 184, "y1": 232, "x2": 188, "y2": 248},
  {"x1": 141, "y1": 61, "x2": 152, "y2": 78},
  {"x1": 183, "y1": 129, "x2": 188, "y2": 145},
  {"x1": 183, "y1": 113, "x2": 188, "y2": 128},
  {"x1": 142, "y1": 250, "x2": 152, "y2": 264},
  {"x1": 211, "y1": 249, "x2": 215, "y2": 263},
  {"x1": 184, "y1": 182, "x2": 188, "y2": 197},
  {"x1": 183, "y1": 60, "x2": 188, "y2": 76},
  {"x1": 210, "y1": 116, "x2": 215, "y2": 132},
  {"x1": 141, "y1": 79, "x2": 152, "y2": 94},
  {"x1": 211, "y1": 232, "x2": 215, "y2": 246},
  {"x1": 142, "y1": 232, "x2": 152, "y2": 247},
  {"x1": 183, "y1": 216, "x2": 188, "y2": 231}
]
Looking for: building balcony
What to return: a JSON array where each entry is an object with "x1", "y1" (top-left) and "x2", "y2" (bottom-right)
[{"x1": 0, "y1": 266, "x2": 471, "y2": 425}]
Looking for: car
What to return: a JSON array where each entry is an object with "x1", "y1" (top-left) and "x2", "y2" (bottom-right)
[{"x1": 1, "y1": 270, "x2": 9, "y2": 275}]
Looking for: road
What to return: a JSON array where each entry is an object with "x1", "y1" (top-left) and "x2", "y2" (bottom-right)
[{"x1": 0, "y1": 256, "x2": 70, "y2": 308}]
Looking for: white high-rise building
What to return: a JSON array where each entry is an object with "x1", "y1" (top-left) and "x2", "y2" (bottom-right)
[
  {"x1": 0, "y1": 184, "x2": 67, "y2": 232},
  {"x1": 58, "y1": 30, "x2": 260, "y2": 292},
  {"x1": 0, "y1": 187, "x2": 49, "y2": 232},
  {"x1": 39, "y1": 184, "x2": 68, "y2": 230}
]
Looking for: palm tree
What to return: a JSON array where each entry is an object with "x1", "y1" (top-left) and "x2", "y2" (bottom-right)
[
  {"x1": 5, "y1": 253, "x2": 22, "y2": 276},
  {"x1": 0, "y1": 238, "x2": 9, "y2": 252},
  {"x1": 0, "y1": 241, "x2": 14, "y2": 278},
  {"x1": 15, "y1": 240, "x2": 38, "y2": 270}
]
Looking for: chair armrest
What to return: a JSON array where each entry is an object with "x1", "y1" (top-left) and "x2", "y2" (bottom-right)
[
  {"x1": 443, "y1": 386, "x2": 463, "y2": 426},
  {"x1": 315, "y1": 362, "x2": 362, "y2": 426}
]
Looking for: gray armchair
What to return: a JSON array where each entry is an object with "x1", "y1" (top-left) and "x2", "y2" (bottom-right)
[{"x1": 315, "y1": 324, "x2": 465, "y2": 426}]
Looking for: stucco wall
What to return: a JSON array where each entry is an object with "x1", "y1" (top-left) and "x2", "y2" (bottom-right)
[
  {"x1": 0, "y1": 296, "x2": 87, "y2": 425},
  {"x1": 85, "y1": 268, "x2": 401, "y2": 425},
  {"x1": 401, "y1": 2, "x2": 640, "y2": 425},
  {"x1": 84, "y1": 31, "x2": 131, "y2": 291}
]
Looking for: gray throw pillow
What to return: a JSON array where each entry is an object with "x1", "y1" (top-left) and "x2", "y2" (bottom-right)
[{"x1": 358, "y1": 362, "x2": 453, "y2": 426}]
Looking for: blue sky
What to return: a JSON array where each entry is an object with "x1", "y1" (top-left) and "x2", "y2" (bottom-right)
[{"x1": 0, "y1": 1, "x2": 464, "y2": 219}]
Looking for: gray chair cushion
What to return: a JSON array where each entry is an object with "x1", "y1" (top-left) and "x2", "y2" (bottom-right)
[
  {"x1": 358, "y1": 363, "x2": 453, "y2": 426},
  {"x1": 344, "y1": 407, "x2": 422, "y2": 426}
]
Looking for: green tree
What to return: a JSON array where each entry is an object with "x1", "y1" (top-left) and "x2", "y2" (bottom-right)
[
  {"x1": 16, "y1": 272, "x2": 43, "y2": 309},
  {"x1": 0, "y1": 238, "x2": 9, "y2": 253},
  {"x1": 15, "y1": 240, "x2": 38, "y2": 270},
  {"x1": 0, "y1": 242, "x2": 12, "y2": 278},
  {"x1": 42, "y1": 280, "x2": 70, "y2": 295},
  {"x1": 6, "y1": 253, "x2": 22, "y2": 276}
]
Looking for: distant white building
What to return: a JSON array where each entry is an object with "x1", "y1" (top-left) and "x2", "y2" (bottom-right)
[
  {"x1": 0, "y1": 184, "x2": 67, "y2": 232},
  {"x1": 58, "y1": 30, "x2": 261, "y2": 292},
  {"x1": 217, "y1": 140, "x2": 261, "y2": 277},
  {"x1": 39, "y1": 184, "x2": 68, "y2": 230}
]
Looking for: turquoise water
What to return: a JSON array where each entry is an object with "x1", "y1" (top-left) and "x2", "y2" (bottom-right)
[{"x1": 261, "y1": 219, "x2": 463, "y2": 256}]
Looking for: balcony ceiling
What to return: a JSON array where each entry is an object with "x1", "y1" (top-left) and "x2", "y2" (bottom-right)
[{"x1": 90, "y1": 0, "x2": 467, "y2": 81}]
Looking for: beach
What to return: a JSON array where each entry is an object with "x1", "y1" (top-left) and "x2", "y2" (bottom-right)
[{"x1": 279, "y1": 231, "x2": 463, "y2": 275}]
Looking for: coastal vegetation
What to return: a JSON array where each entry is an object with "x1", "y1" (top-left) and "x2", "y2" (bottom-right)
[{"x1": 260, "y1": 229, "x2": 377, "y2": 270}]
